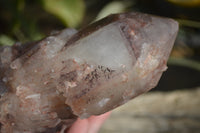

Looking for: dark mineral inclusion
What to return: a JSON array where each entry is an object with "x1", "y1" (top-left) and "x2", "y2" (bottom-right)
[{"x1": 0, "y1": 12, "x2": 178, "y2": 133}]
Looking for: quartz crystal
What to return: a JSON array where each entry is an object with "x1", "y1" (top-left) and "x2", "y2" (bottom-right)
[{"x1": 0, "y1": 12, "x2": 178, "y2": 133}]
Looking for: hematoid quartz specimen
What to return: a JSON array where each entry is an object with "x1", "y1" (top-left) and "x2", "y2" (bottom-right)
[{"x1": 0, "y1": 12, "x2": 178, "y2": 133}]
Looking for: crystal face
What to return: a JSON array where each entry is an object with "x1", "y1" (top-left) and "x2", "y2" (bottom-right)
[
  {"x1": 0, "y1": 12, "x2": 178, "y2": 133},
  {"x1": 65, "y1": 24, "x2": 134, "y2": 70}
]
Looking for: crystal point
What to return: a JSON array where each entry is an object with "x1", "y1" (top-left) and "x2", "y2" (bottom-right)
[{"x1": 0, "y1": 12, "x2": 178, "y2": 133}]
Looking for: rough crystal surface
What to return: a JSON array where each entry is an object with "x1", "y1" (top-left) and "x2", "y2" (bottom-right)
[{"x1": 0, "y1": 12, "x2": 178, "y2": 133}]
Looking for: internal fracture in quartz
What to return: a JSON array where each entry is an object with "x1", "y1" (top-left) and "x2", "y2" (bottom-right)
[{"x1": 0, "y1": 12, "x2": 178, "y2": 133}]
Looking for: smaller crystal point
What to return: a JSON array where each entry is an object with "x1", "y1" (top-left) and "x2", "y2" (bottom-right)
[{"x1": 0, "y1": 12, "x2": 178, "y2": 133}]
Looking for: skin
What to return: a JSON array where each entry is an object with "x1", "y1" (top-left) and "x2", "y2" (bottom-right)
[{"x1": 67, "y1": 112, "x2": 111, "y2": 133}]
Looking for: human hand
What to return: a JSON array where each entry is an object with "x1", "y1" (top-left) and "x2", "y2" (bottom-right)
[{"x1": 67, "y1": 112, "x2": 111, "y2": 133}]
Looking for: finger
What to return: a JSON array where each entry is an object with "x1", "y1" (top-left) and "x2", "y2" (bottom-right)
[
  {"x1": 87, "y1": 112, "x2": 111, "y2": 133},
  {"x1": 67, "y1": 118, "x2": 89, "y2": 133}
]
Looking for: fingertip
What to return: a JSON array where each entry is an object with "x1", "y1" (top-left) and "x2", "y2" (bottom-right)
[
  {"x1": 67, "y1": 118, "x2": 89, "y2": 133},
  {"x1": 87, "y1": 112, "x2": 111, "y2": 133},
  {"x1": 67, "y1": 112, "x2": 111, "y2": 133}
]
